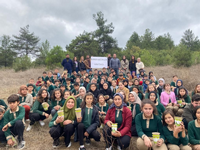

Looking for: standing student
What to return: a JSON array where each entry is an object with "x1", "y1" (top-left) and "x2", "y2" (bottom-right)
[
  {"x1": 76, "y1": 92, "x2": 101, "y2": 150},
  {"x1": 72, "y1": 56, "x2": 80, "y2": 73},
  {"x1": 136, "y1": 58, "x2": 144, "y2": 77},
  {"x1": 2, "y1": 94, "x2": 25, "y2": 149},
  {"x1": 77, "y1": 87, "x2": 86, "y2": 108},
  {"x1": 162, "y1": 109, "x2": 191, "y2": 150},
  {"x1": 188, "y1": 106, "x2": 200, "y2": 150},
  {"x1": 103, "y1": 93, "x2": 132, "y2": 150},
  {"x1": 17, "y1": 85, "x2": 33, "y2": 121},
  {"x1": 116, "y1": 81, "x2": 129, "y2": 103},
  {"x1": 49, "y1": 96, "x2": 77, "y2": 148},
  {"x1": 0, "y1": 107, "x2": 6, "y2": 143},
  {"x1": 50, "y1": 89, "x2": 65, "y2": 117},
  {"x1": 136, "y1": 99, "x2": 167, "y2": 150},
  {"x1": 128, "y1": 91, "x2": 141, "y2": 136},
  {"x1": 27, "y1": 89, "x2": 52, "y2": 131}
]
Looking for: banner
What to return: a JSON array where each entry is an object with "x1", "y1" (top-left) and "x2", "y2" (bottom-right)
[{"x1": 91, "y1": 57, "x2": 107, "y2": 68}]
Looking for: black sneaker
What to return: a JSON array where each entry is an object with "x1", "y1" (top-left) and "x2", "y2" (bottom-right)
[
  {"x1": 17, "y1": 141, "x2": 25, "y2": 150},
  {"x1": 53, "y1": 139, "x2": 59, "y2": 148},
  {"x1": 79, "y1": 147, "x2": 86, "y2": 150},
  {"x1": 85, "y1": 138, "x2": 90, "y2": 145}
]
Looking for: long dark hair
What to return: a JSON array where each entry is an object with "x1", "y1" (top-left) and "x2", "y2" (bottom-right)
[
  {"x1": 80, "y1": 92, "x2": 95, "y2": 108},
  {"x1": 132, "y1": 86, "x2": 144, "y2": 100},
  {"x1": 194, "y1": 84, "x2": 200, "y2": 94},
  {"x1": 37, "y1": 89, "x2": 48, "y2": 103},
  {"x1": 141, "y1": 99, "x2": 158, "y2": 115},
  {"x1": 177, "y1": 86, "x2": 188, "y2": 99},
  {"x1": 194, "y1": 106, "x2": 200, "y2": 118},
  {"x1": 162, "y1": 109, "x2": 175, "y2": 126},
  {"x1": 51, "y1": 88, "x2": 63, "y2": 101},
  {"x1": 148, "y1": 91, "x2": 157, "y2": 103}
]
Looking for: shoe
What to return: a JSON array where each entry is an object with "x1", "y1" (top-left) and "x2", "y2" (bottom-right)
[
  {"x1": 85, "y1": 138, "x2": 90, "y2": 145},
  {"x1": 79, "y1": 147, "x2": 86, "y2": 150},
  {"x1": 39, "y1": 121, "x2": 45, "y2": 126},
  {"x1": 105, "y1": 146, "x2": 112, "y2": 150},
  {"x1": 25, "y1": 119, "x2": 30, "y2": 122},
  {"x1": 100, "y1": 124, "x2": 103, "y2": 129},
  {"x1": 53, "y1": 139, "x2": 59, "y2": 148},
  {"x1": 26, "y1": 125, "x2": 32, "y2": 132},
  {"x1": 17, "y1": 141, "x2": 25, "y2": 150},
  {"x1": 67, "y1": 142, "x2": 71, "y2": 148},
  {"x1": 117, "y1": 145, "x2": 121, "y2": 150}
]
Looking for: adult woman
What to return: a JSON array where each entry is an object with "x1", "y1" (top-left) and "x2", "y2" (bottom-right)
[
  {"x1": 116, "y1": 81, "x2": 129, "y2": 103},
  {"x1": 79, "y1": 56, "x2": 86, "y2": 71},
  {"x1": 129, "y1": 55, "x2": 137, "y2": 76},
  {"x1": 72, "y1": 57, "x2": 80, "y2": 73},
  {"x1": 104, "y1": 93, "x2": 132, "y2": 150},
  {"x1": 120, "y1": 55, "x2": 129, "y2": 73}
]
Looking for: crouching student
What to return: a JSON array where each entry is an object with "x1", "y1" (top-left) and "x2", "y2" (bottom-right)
[
  {"x1": 162, "y1": 109, "x2": 191, "y2": 150},
  {"x1": 27, "y1": 89, "x2": 52, "y2": 131},
  {"x1": 104, "y1": 93, "x2": 132, "y2": 150},
  {"x1": 136, "y1": 99, "x2": 167, "y2": 150},
  {"x1": 17, "y1": 85, "x2": 33, "y2": 121},
  {"x1": 2, "y1": 94, "x2": 25, "y2": 149},
  {"x1": 128, "y1": 91, "x2": 141, "y2": 136},
  {"x1": 77, "y1": 87, "x2": 86, "y2": 108},
  {"x1": 77, "y1": 92, "x2": 101, "y2": 150},
  {"x1": 49, "y1": 96, "x2": 76, "y2": 148},
  {"x1": 50, "y1": 89, "x2": 65, "y2": 117},
  {"x1": 188, "y1": 106, "x2": 200, "y2": 150},
  {"x1": 0, "y1": 107, "x2": 6, "y2": 142}
]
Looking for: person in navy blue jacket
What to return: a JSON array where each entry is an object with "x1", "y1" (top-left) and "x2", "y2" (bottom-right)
[{"x1": 61, "y1": 54, "x2": 73, "y2": 75}]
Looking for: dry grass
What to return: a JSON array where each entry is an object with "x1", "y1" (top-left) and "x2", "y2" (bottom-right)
[{"x1": 0, "y1": 65, "x2": 200, "y2": 150}]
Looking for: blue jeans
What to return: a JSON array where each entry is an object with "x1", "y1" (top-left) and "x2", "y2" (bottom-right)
[
  {"x1": 68, "y1": 69, "x2": 72, "y2": 75},
  {"x1": 114, "y1": 68, "x2": 119, "y2": 76},
  {"x1": 86, "y1": 68, "x2": 92, "y2": 73},
  {"x1": 75, "y1": 67, "x2": 79, "y2": 73}
]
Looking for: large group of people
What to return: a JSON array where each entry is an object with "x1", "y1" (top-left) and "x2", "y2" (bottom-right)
[{"x1": 0, "y1": 54, "x2": 200, "y2": 150}]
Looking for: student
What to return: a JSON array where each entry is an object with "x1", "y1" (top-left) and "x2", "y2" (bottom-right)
[
  {"x1": 27, "y1": 89, "x2": 51, "y2": 131},
  {"x1": 54, "y1": 68, "x2": 61, "y2": 79},
  {"x1": 0, "y1": 99, "x2": 8, "y2": 110},
  {"x1": 100, "y1": 83, "x2": 113, "y2": 102},
  {"x1": 99, "y1": 78, "x2": 105, "y2": 90},
  {"x1": 132, "y1": 78, "x2": 143, "y2": 92},
  {"x1": 59, "y1": 84, "x2": 66, "y2": 95},
  {"x1": 145, "y1": 84, "x2": 160, "y2": 102},
  {"x1": 42, "y1": 71, "x2": 48, "y2": 83},
  {"x1": 77, "y1": 87, "x2": 86, "y2": 108},
  {"x1": 52, "y1": 73, "x2": 58, "y2": 84},
  {"x1": 71, "y1": 82, "x2": 80, "y2": 98},
  {"x1": 96, "y1": 94, "x2": 109, "y2": 128},
  {"x1": 116, "y1": 81, "x2": 129, "y2": 103},
  {"x1": 27, "y1": 84, "x2": 36, "y2": 101},
  {"x1": 54, "y1": 79, "x2": 60, "y2": 89},
  {"x1": 170, "y1": 75, "x2": 178, "y2": 91},
  {"x1": 110, "y1": 80, "x2": 118, "y2": 95},
  {"x1": 65, "y1": 78, "x2": 73, "y2": 91},
  {"x1": 150, "y1": 75, "x2": 158, "y2": 85},
  {"x1": 174, "y1": 79, "x2": 183, "y2": 97},
  {"x1": 46, "y1": 71, "x2": 53, "y2": 81},
  {"x1": 36, "y1": 77, "x2": 44, "y2": 86},
  {"x1": 162, "y1": 109, "x2": 191, "y2": 150},
  {"x1": 76, "y1": 92, "x2": 101, "y2": 150},
  {"x1": 149, "y1": 71, "x2": 156, "y2": 80},
  {"x1": 83, "y1": 77, "x2": 90, "y2": 89},
  {"x1": 143, "y1": 79, "x2": 150, "y2": 93},
  {"x1": 46, "y1": 79, "x2": 55, "y2": 96},
  {"x1": 0, "y1": 107, "x2": 6, "y2": 142},
  {"x1": 50, "y1": 89, "x2": 65, "y2": 117},
  {"x1": 128, "y1": 80, "x2": 133, "y2": 91},
  {"x1": 128, "y1": 91, "x2": 141, "y2": 136},
  {"x1": 88, "y1": 83, "x2": 100, "y2": 104},
  {"x1": 49, "y1": 96, "x2": 76, "y2": 148},
  {"x1": 182, "y1": 94, "x2": 200, "y2": 129},
  {"x1": 188, "y1": 106, "x2": 200, "y2": 150},
  {"x1": 70, "y1": 71, "x2": 77, "y2": 83},
  {"x1": 2, "y1": 94, "x2": 25, "y2": 149},
  {"x1": 63, "y1": 90, "x2": 72, "y2": 100},
  {"x1": 61, "y1": 73, "x2": 68, "y2": 86},
  {"x1": 116, "y1": 73, "x2": 125, "y2": 85},
  {"x1": 157, "y1": 78, "x2": 165, "y2": 96},
  {"x1": 192, "y1": 84, "x2": 200, "y2": 97},
  {"x1": 176, "y1": 86, "x2": 191, "y2": 117},
  {"x1": 136, "y1": 99, "x2": 167, "y2": 150},
  {"x1": 132, "y1": 86, "x2": 144, "y2": 100},
  {"x1": 148, "y1": 91, "x2": 165, "y2": 119},
  {"x1": 17, "y1": 85, "x2": 33, "y2": 121},
  {"x1": 27, "y1": 78, "x2": 37, "y2": 92},
  {"x1": 103, "y1": 93, "x2": 132, "y2": 150}
]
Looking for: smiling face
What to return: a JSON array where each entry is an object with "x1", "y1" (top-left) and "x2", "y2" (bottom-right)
[
  {"x1": 55, "y1": 90, "x2": 61, "y2": 99},
  {"x1": 85, "y1": 95, "x2": 93, "y2": 106},
  {"x1": 79, "y1": 89, "x2": 86, "y2": 97},
  {"x1": 196, "y1": 85, "x2": 200, "y2": 93},
  {"x1": 99, "y1": 95, "x2": 105, "y2": 104},
  {"x1": 90, "y1": 84, "x2": 96, "y2": 91},
  {"x1": 179, "y1": 89, "x2": 186, "y2": 96},
  {"x1": 164, "y1": 113, "x2": 174, "y2": 126},
  {"x1": 132, "y1": 88, "x2": 138, "y2": 94},
  {"x1": 149, "y1": 93, "x2": 156, "y2": 102},
  {"x1": 118, "y1": 82, "x2": 124, "y2": 90},
  {"x1": 114, "y1": 95, "x2": 122, "y2": 107},
  {"x1": 149, "y1": 85, "x2": 155, "y2": 92},
  {"x1": 64, "y1": 91, "x2": 70, "y2": 99},
  {"x1": 41, "y1": 90, "x2": 47, "y2": 99},
  {"x1": 66, "y1": 99, "x2": 75, "y2": 109},
  {"x1": 177, "y1": 81, "x2": 182, "y2": 86},
  {"x1": 142, "y1": 104, "x2": 153, "y2": 118},
  {"x1": 103, "y1": 83, "x2": 108, "y2": 90},
  {"x1": 196, "y1": 108, "x2": 200, "y2": 120},
  {"x1": 129, "y1": 93, "x2": 135, "y2": 102},
  {"x1": 21, "y1": 88, "x2": 27, "y2": 95}
]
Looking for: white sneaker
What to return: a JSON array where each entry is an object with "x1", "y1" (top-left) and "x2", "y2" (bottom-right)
[
  {"x1": 39, "y1": 121, "x2": 45, "y2": 126},
  {"x1": 105, "y1": 146, "x2": 112, "y2": 150},
  {"x1": 67, "y1": 142, "x2": 71, "y2": 148},
  {"x1": 117, "y1": 146, "x2": 121, "y2": 150},
  {"x1": 26, "y1": 125, "x2": 32, "y2": 131}
]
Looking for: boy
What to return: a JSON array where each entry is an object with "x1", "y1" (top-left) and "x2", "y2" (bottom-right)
[
  {"x1": 102, "y1": 67, "x2": 108, "y2": 77},
  {"x1": 170, "y1": 75, "x2": 178, "y2": 91},
  {"x1": 52, "y1": 73, "x2": 58, "y2": 84},
  {"x1": 27, "y1": 84, "x2": 36, "y2": 101},
  {"x1": 110, "y1": 80, "x2": 118, "y2": 95},
  {"x1": 66, "y1": 78, "x2": 73, "y2": 91},
  {"x1": 61, "y1": 73, "x2": 68, "y2": 86},
  {"x1": 3, "y1": 94, "x2": 25, "y2": 149},
  {"x1": 0, "y1": 107, "x2": 6, "y2": 142},
  {"x1": 42, "y1": 72, "x2": 47, "y2": 83},
  {"x1": 27, "y1": 78, "x2": 36, "y2": 92},
  {"x1": 88, "y1": 70, "x2": 93, "y2": 79},
  {"x1": 46, "y1": 79, "x2": 55, "y2": 95},
  {"x1": 46, "y1": 71, "x2": 53, "y2": 81},
  {"x1": 150, "y1": 75, "x2": 158, "y2": 85},
  {"x1": 36, "y1": 77, "x2": 44, "y2": 87},
  {"x1": 54, "y1": 80, "x2": 60, "y2": 89},
  {"x1": 83, "y1": 77, "x2": 90, "y2": 89},
  {"x1": 59, "y1": 85, "x2": 66, "y2": 94},
  {"x1": 143, "y1": 79, "x2": 150, "y2": 93},
  {"x1": 70, "y1": 71, "x2": 77, "y2": 83},
  {"x1": 71, "y1": 82, "x2": 80, "y2": 98},
  {"x1": 116, "y1": 73, "x2": 125, "y2": 85},
  {"x1": 128, "y1": 80, "x2": 133, "y2": 91},
  {"x1": 54, "y1": 68, "x2": 61, "y2": 79}
]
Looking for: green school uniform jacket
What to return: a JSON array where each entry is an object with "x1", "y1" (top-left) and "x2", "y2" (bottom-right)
[
  {"x1": 48, "y1": 85, "x2": 55, "y2": 93},
  {"x1": 163, "y1": 125, "x2": 189, "y2": 145},
  {"x1": 0, "y1": 117, "x2": 4, "y2": 131},
  {"x1": 71, "y1": 88, "x2": 79, "y2": 95},
  {"x1": 145, "y1": 93, "x2": 160, "y2": 102},
  {"x1": 151, "y1": 80, "x2": 158, "y2": 85},
  {"x1": 50, "y1": 98, "x2": 65, "y2": 108},
  {"x1": 42, "y1": 76, "x2": 48, "y2": 82},
  {"x1": 170, "y1": 81, "x2": 176, "y2": 87},
  {"x1": 66, "y1": 84, "x2": 73, "y2": 91},
  {"x1": 3, "y1": 106, "x2": 25, "y2": 140},
  {"x1": 82, "y1": 107, "x2": 93, "y2": 129},
  {"x1": 176, "y1": 95, "x2": 191, "y2": 108},
  {"x1": 76, "y1": 97, "x2": 83, "y2": 108},
  {"x1": 70, "y1": 75, "x2": 76, "y2": 83},
  {"x1": 188, "y1": 120, "x2": 200, "y2": 145},
  {"x1": 0, "y1": 99, "x2": 8, "y2": 110},
  {"x1": 115, "y1": 110, "x2": 123, "y2": 128},
  {"x1": 96, "y1": 103, "x2": 109, "y2": 114},
  {"x1": 135, "y1": 113, "x2": 165, "y2": 140},
  {"x1": 156, "y1": 102, "x2": 165, "y2": 119},
  {"x1": 127, "y1": 103, "x2": 140, "y2": 125},
  {"x1": 30, "y1": 100, "x2": 49, "y2": 116},
  {"x1": 131, "y1": 85, "x2": 143, "y2": 93},
  {"x1": 138, "y1": 93, "x2": 143, "y2": 100}
]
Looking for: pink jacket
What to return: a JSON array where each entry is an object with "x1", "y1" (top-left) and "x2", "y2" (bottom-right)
[{"x1": 160, "y1": 91, "x2": 177, "y2": 107}]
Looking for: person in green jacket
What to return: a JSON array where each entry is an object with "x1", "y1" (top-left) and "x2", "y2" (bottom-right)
[
  {"x1": 136, "y1": 99, "x2": 167, "y2": 150},
  {"x1": 192, "y1": 84, "x2": 200, "y2": 97},
  {"x1": 76, "y1": 87, "x2": 86, "y2": 108},
  {"x1": 0, "y1": 107, "x2": 6, "y2": 142},
  {"x1": 128, "y1": 91, "x2": 141, "y2": 136},
  {"x1": 162, "y1": 109, "x2": 191, "y2": 150},
  {"x1": 27, "y1": 89, "x2": 52, "y2": 131},
  {"x1": 0, "y1": 99, "x2": 7, "y2": 110},
  {"x1": 188, "y1": 106, "x2": 200, "y2": 150},
  {"x1": 50, "y1": 89, "x2": 65, "y2": 117},
  {"x1": 148, "y1": 91, "x2": 165, "y2": 119},
  {"x1": 132, "y1": 86, "x2": 144, "y2": 100},
  {"x1": 2, "y1": 94, "x2": 25, "y2": 149},
  {"x1": 49, "y1": 96, "x2": 76, "y2": 148},
  {"x1": 145, "y1": 84, "x2": 160, "y2": 102}
]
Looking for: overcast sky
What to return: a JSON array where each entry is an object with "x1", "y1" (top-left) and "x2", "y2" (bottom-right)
[{"x1": 0, "y1": 0, "x2": 200, "y2": 50}]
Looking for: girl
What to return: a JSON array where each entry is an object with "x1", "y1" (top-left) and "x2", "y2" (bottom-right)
[
  {"x1": 116, "y1": 81, "x2": 129, "y2": 103},
  {"x1": 174, "y1": 79, "x2": 183, "y2": 97},
  {"x1": 160, "y1": 83, "x2": 179, "y2": 115},
  {"x1": 128, "y1": 92, "x2": 141, "y2": 136},
  {"x1": 121, "y1": 55, "x2": 129, "y2": 73},
  {"x1": 150, "y1": 76, "x2": 158, "y2": 85},
  {"x1": 0, "y1": 107, "x2": 6, "y2": 142},
  {"x1": 77, "y1": 92, "x2": 101, "y2": 150},
  {"x1": 77, "y1": 87, "x2": 86, "y2": 108},
  {"x1": 96, "y1": 94, "x2": 109, "y2": 128},
  {"x1": 129, "y1": 55, "x2": 137, "y2": 76},
  {"x1": 110, "y1": 80, "x2": 118, "y2": 95},
  {"x1": 27, "y1": 89, "x2": 51, "y2": 131},
  {"x1": 73, "y1": 56, "x2": 80, "y2": 73},
  {"x1": 88, "y1": 83, "x2": 100, "y2": 104},
  {"x1": 50, "y1": 89, "x2": 65, "y2": 117},
  {"x1": 132, "y1": 79, "x2": 143, "y2": 92},
  {"x1": 49, "y1": 96, "x2": 76, "y2": 148},
  {"x1": 100, "y1": 83, "x2": 113, "y2": 102},
  {"x1": 17, "y1": 85, "x2": 33, "y2": 121},
  {"x1": 136, "y1": 99, "x2": 167, "y2": 150},
  {"x1": 163, "y1": 109, "x2": 191, "y2": 150},
  {"x1": 104, "y1": 93, "x2": 132, "y2": 150},
  {"x1": 157, "y1": 78, "x2": 165, "y2": 96},
  {"x1": 145, "y1": 84, "x2": 160, "y2": 102},
  {"x1": 149, "y1": 71, "x2": 156, "y2": 80},
  {"x1": 176, "y1": 86, "x2": 191, "y2": 117},
  {"x1": 132, "y1": 86, "x2": 144, "y2": 100},
  {"x1": 123, "y1": 79, "x2": 129, "y2": 88},
  {"x1": 148, "y1": 91, "x2": 165, "y2": 119},
  {"x1": 63, "y1": 90, "x2": 72, "y2": 100},
  {"x1": 192, "y1": 84, "x2": 200, "y2": 97},
  {"x1": 99, "y1": 78, "x2": 105, "y2": 90},
  {"x1": 188, "y1": 106, "x2": 200, "y2": 150}
]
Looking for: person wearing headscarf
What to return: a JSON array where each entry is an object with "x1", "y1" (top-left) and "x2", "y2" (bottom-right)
[
  {"x1": 100, "y1": 82, "x2": 113, "y2": 102},
  {"x1": 157, "y1": 78, "x2": 165, "y2": 96},
  {"x1": 174, "y1": 79, "x2": 183, "y2": 97},
  {"x1": 49, "y1": 96, "x2": 76, "y2": 148},
  {"x1": 103, "y1": 93, "x2": 132, "y2": 150},
  {"x1": 127, "y1": 91, "x2": 141, "y2": 136}
]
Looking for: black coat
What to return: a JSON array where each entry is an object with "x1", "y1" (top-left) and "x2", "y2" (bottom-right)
[
  {"x1": 100, "y1": 88, "x2": 113, "y2": 100},
  {"x1": 72, "y1": 61, "x2": 80, "y2": 72},
  {"x1": 88, "y1": 89, "x2": 100, "y2": 103},
  {"x1": 79, "y1": 61, "x2": 86, "y2": 71},
  {"x1": 129, "y1": 60, "x2": 137, "y2": 72}
]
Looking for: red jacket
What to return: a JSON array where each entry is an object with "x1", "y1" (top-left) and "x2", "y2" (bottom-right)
[{"x1": 104, "y1": 106, "x2": 132, "y2": 137}]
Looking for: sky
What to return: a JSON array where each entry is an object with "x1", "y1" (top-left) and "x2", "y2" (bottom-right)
[{"x1": 0, "y1": 0, "x2": 200, "y2": 50}]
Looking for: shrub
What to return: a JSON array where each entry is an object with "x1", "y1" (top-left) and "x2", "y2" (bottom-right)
[{"x1": 13, "y1": 55, "x2": 32, "y2": 72}]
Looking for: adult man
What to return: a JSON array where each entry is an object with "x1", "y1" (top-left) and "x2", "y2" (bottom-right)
[
  {"x1": 109, "y1": 54, "x2": 120, "y2": 75},
  {"x1": 136, "y1": 58, "x2": 144, "y2": 77},
  {"x1": 61, "y1": 54, "x2": 73, "y2": 75},
  {"x1": 84, "y1": 55, "x2": 92, "y2": 73}
]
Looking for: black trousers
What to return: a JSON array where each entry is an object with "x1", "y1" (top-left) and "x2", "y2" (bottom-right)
[
  {"x1": 77, "y1": 123, "x2": 101, "y2": 145},
  {"x1": 29, "y1": 107, "x2": 51, "y2": 125},
  {"x1": 10, "y1": 120, "x2": 25, "y2": 142},
  {"x1": 103, "y1": 125, "x2": 131, "y2": 149},
  {"x1": 131, "y1": 124, "x2": 138, "y2": 136},
  {"x1": 49, "y1": 124, "x2": 75, "y2": 147},
  {"x1": 0, "y1": 129, "x2": 6, "y2": 142}
]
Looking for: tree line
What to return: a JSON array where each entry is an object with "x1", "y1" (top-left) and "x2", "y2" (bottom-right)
[{"x1": 0, "y1": 12, "x2": 200, "y2": 71}]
